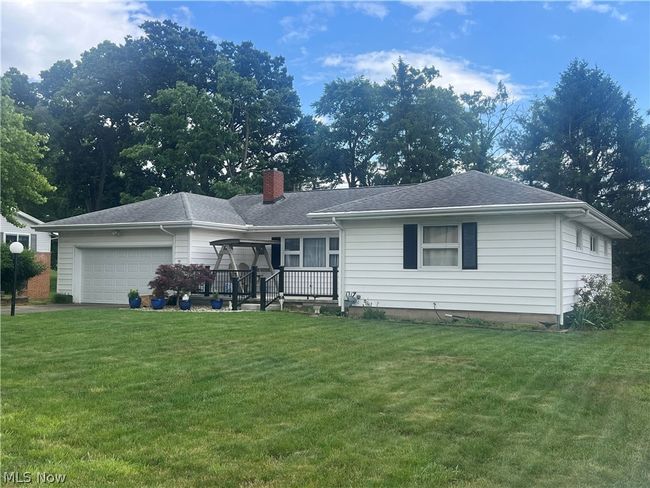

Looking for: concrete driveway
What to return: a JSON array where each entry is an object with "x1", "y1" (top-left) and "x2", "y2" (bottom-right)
[{"x1": 1, "y1": 303, "x2": 123, "y2": 315}]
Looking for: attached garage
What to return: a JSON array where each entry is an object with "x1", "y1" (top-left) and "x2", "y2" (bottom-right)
[{"x1": 80, "y1": 247, "x2": 173, "y2": 304}]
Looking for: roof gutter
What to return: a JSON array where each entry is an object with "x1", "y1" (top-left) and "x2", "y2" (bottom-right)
[
  {"x1": 308, "y1": 201, "x2": 631, "y2": 239},
  {"x1": 33, "y1": 220, "x2": 249, "y2": 232}
]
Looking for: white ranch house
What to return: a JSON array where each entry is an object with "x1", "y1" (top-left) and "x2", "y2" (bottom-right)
[{"x1": 36, "y1": 170, "x2": 630, "y2": 324}]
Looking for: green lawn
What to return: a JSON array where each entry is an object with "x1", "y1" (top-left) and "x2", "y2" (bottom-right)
[{"x1": 2, "y1": 311, "x2": 649, "y2": 487}]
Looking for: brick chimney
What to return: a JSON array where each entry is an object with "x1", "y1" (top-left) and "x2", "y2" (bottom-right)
[{"x1": 263, "y1": 169, "x2": 284, "y2": 204}]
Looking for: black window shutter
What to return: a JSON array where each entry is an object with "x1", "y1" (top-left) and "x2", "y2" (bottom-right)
[
  {"x1": 31, "y1": 233, "x2": 37, "y2": 251},
  {"x1": 271, "y1": 237, "x2": 281, "y2": 269},
  {"x1": 462, "y1": 222, "x2": 478, "y2": 270},
  {"x1": 403, "y1": 224, "x2": 418, "y2": 269}
]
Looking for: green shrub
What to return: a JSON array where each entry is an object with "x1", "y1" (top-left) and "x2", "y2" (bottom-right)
[
  {"x1": 319, "y1": 305, "x2": 341, "y2": 316},
  {"x1": 53, "y1": 293, "x2": 73, "y2": 304},
  {"x1": 361, "y1": 300, "x2": 386, "y2": 320},
  {"x1": 566, "y1": 274, "x2": 629, "y2": 329},
  {"x1": 620, "y1": 280, "x2": 650, "y2": 320},
  {"x1": 1, "y1": 243, "x2": 46, "y2": 293}
]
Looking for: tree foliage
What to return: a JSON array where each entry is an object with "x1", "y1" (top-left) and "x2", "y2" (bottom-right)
[
  {"x1": 1, "y1": 244, "x2": 46, "y2": 292},
  {"x1": 0, "y1": 82, "x2": 54, "y2": 225},
  {"x1": 314, "y1": 77, "x2": 383, "y2": 187},
  {"x1": 506, "y1": 60, "x2": 650, "y2": 286},
  {"x1": 376, "y1": 59, "x2": 472, "y2": 184}
]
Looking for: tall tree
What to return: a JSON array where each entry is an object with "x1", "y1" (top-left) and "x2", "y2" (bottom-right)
[
  {"x1": 314, "y1": 77, "x2": 383, "y2": 187},
  {"x1": 2, "y1": 68, "x2": 38, "y2": 109},
  {"x1": 0, "y1": 84, "x2": 54, "y2": 225},
  {"x1": 377, "y1": 59, "x2": 471, "y2": 184},
  {"x1": 121, "y1": 82, "x2": 232, "y2": 196},
  {"x1": 507, "y1": 60, "x2": 650, "y2": 286},
  {"x1": 460, "y1": 82, "x2": 515, "y2": 174}
]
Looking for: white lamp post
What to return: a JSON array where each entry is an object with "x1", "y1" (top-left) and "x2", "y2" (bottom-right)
[{"x1": 9, "y1": 241, "x2": 24, "y2": 316}]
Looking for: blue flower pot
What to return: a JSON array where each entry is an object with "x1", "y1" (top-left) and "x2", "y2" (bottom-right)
[
  {"x1": 211, "y1": 299, "x2": 223, "y2": 310},
  {"x1": 179, "y1": 299, "x2": 191, "y2": 311},
  {"x1": 128, "y1": 297, "x2": 142, "y2": 309},
  {"x1": 151, "y1": 297, "x2": 166, "y2": 310}
]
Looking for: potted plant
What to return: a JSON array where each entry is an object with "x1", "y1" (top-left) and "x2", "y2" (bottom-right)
[
  {"x1": 210, "y1": 292, "x2": 223, "y2": 310},
  {"x1": 128, "y1": 289, "x2": 141, "y2": 309},
  {"x1": 179, "y1": 292, "x2": 191, "y2": 311},
  {"x1": 148, "y1": 282, "x2": 167, "y2": 310}
]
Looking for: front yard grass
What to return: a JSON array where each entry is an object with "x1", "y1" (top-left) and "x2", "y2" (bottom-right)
[{"x1": 2, "y1": 310, "x2": 649, "y2": 487}]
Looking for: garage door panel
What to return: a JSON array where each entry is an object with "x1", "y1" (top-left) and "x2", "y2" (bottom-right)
[{"x1": 80, "y1": 247, "x2": 172, "y2": 304}]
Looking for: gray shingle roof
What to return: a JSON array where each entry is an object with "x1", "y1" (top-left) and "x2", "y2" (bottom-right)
[
  {"x1": 229, "y1": 186, "x2": 398, "y2": 226},
  {"x1": 312, "y1": 171, "x2": 580, "y2": 214},
  {"x1": 42, "y1": 192, "x2": 246, "y2": 226},
  {"x1": 40, "y1": 172, "x2": 582, "y2": 228}
]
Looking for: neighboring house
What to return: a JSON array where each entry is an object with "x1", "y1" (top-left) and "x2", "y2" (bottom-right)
[
  {"x1": 35, "y1": 170, "x2": 630, "y2": 324},
  {"x1": 1, "y1": 211, "x2": 52, "y2": 299}
]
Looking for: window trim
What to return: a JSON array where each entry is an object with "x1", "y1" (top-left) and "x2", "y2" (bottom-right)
[
  {"x1": 5, "y1": 233, "x2": 30, "y2": 249},
  {"x1": 576, "y1": 227, "x2": 583, "y2": 250},
  {"x1": 420, "y1": 224, "x2": 461, "y2": 269},
  {"x1": 282, "y1": 236, "x2": 339, "y2": 269}
]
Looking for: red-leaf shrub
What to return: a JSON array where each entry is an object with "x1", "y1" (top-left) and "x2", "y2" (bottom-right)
[{"x1": 148, "y1": 264, "x2": 212, "y2": 298}]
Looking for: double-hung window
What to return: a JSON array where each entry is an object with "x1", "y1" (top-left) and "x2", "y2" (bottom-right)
[
  {"x1": 329, "y1": 237, "x2": 339, "y2": 267},
  {"x1": 283, "y1": 238, "x2": 301, "y2": 267},
  {"x1": 303, "y1": 238, "x2": 326, "y2": 267},
  {"x1": 283, "y1": 237, "x2": 340, "y2": 268},
  {"x1": 422, "y1": 225, "x2": 459, "y2": 267},
  {"x1": 5, "y1": 234, "x2": 30, "y2": 249}
]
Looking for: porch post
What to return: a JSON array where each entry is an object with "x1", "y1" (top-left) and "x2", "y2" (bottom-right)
[
  {"x1": 251, "y1": 266, "x2": 257, "y2": 298},
  {"x1": 231, "y1": 277, "x2": 239, "y2": 310},
  {"x1": 278, "y1": 266, "x2": 285, "y2": 294},
  {"x1": 260, "y1": 277, "x2": 267, "y2": 311},
  {"x1": 332, "y1": 266, "x2": 338, "y2": 301}
]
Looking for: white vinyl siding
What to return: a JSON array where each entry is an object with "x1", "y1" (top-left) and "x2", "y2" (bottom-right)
[
  {"x1": 561, "y1": 221, "x2": 611, "y2": 313},
  {"x1": 0, "y1": 214, "x2": 51, "y2": 253},
  {"x1": 341, "y1": 214, "x2": 558, "y2": 315},
  {"x1": 188, "y1": 227, "x2": 245, "y2": 269}
]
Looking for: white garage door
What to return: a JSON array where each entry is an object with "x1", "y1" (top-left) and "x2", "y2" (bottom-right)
[{"x1": 80, "y1": 247, "x2": 173, "y2": 304}]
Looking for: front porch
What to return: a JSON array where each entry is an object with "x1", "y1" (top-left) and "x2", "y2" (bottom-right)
[
  {"x1": 204, "y1": 266, "x2": 339, "y2": 310},
  {"x1": 206, "y1": 238, "x2": 339, "y2": 310}
]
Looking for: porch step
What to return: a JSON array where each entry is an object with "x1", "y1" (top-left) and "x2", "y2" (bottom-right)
[{"x1": 239, "y1": 302, "x2": 281, "y2": 311}]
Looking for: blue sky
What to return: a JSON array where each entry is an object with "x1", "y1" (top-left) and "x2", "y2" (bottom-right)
[
  {"x1": 3, "y1": 1, "x2": 649, "y2": 114},
  {"x1": 153, "y1": 1, "x2": 650, "y2": 114}
]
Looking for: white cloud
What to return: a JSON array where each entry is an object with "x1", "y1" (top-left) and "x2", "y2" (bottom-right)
[
  {"x1": 403, "y1": 1, "x2": 467, "y2": 22},
  {"x1": 569, "y1": 0, "x2": 628, "y2": 21},
  {"x1": 171, "y1": 6, "x2": 193, "y2": 26},
  {"x1": 549, "y1": 33, "x2": 566, "y2": 41},
  {"x1": 351, "y1": 2, "x2": 389, "y2": 19},
  {"x1": 1, "y1": 1, "x2": 153, "y2": 78},
  {"x1": 280, "y1": 3, "x2": 333, "y2": 43},
  {"x1": 319, "y1": 49, "x2": 531, "y2": 99},
  {"x1": 280, "y1": 2, "x2": 390, "y2": 43}
]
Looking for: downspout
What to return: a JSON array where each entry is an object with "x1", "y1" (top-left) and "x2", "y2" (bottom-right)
[
  {"x1": 555, "y1": 215, "x2": 564, "y2": 326},
  {"x1": 332, "y1": 217, "x2": 345, "y2": 312},
  {"x1": 559, "y1": 208, "x2": 588, "y2": 326},
  {"x1": 159, "y1": 225, "x2": 178, "y2": 263}
]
